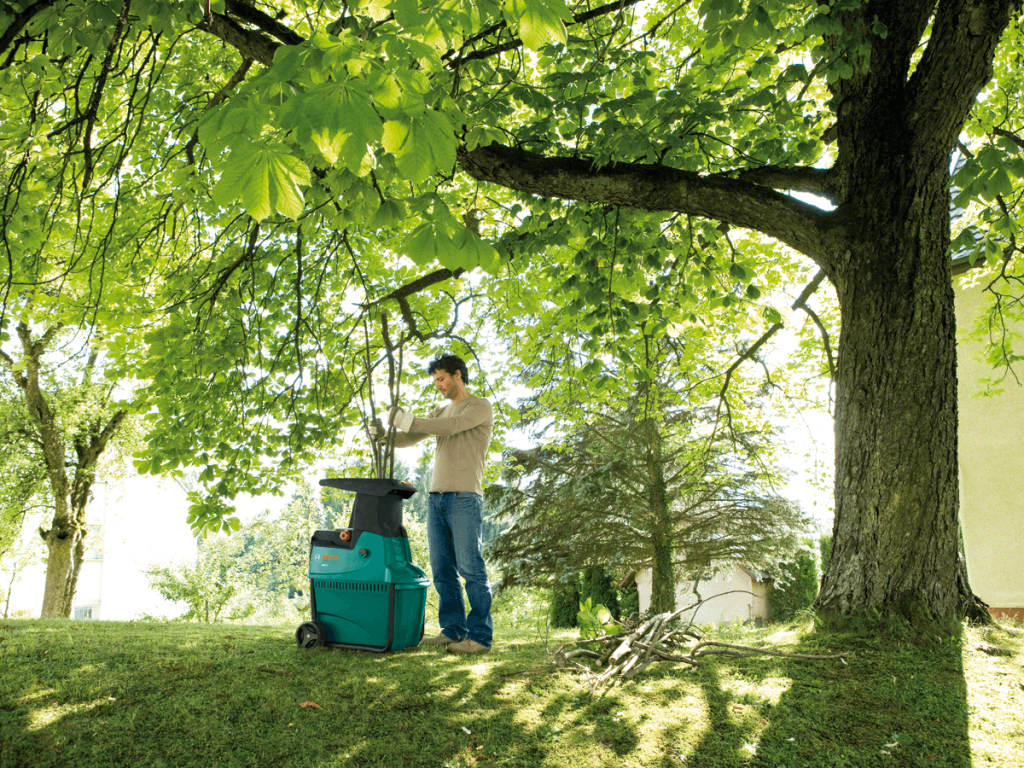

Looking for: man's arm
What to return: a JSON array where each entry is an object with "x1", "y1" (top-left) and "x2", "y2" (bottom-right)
[
  {"x1": 392, "y1": 431, "x2": 430, "y2": 448},
  {"x1": 408, "y1": 398, "x2": 492, "y2": 437},
  {"x1": 390, "y1": 404, "x2": 445, "y2": 447}
]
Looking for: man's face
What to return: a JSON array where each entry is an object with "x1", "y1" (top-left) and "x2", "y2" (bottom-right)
[{"x1": 433, "y1": 369, "x2": 460, "y2": 399}]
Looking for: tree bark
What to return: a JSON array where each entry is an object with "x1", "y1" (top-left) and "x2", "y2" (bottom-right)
[
  {"x1": 816, "y1": 174, "x2": 972, "y2": 619},
  {"x1": 40, "y1": 504, "x2": 84, "y2": 618},
  {"x1": 810, "y1": 0, "x2": 1012, "y2": 622},
  {"x1": 644, "y1": 417, "x2": 676, "y2": 614},
  {"x1": 650, "y1": 536, "x2": 675, "y2": 615}
]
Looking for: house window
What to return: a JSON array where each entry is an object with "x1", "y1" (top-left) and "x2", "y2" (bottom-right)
[{"x1": 73, "y1": 605, "x2": 96, "y2": 620}]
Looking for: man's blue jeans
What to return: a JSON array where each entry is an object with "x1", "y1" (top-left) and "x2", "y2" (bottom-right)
[{"x1": 427, "y1": 492, "x2": 493, "y2": 648}]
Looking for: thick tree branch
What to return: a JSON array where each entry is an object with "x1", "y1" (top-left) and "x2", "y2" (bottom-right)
[
  {"x1": 733, "y1": 165, "x2": 836, "y2": 200},
  {"x1": 798, "y1": 301, "x2": 837, "y2": 381},
  {"x1": 993, "y1": 126, "x2": 1024, "y2": 151},
  {"x1": 225, "y1": 0, "x2": 303, "y2": 46},
  {"x1": 907, "y1": 0, "x2": 1020, "y2": 153},
  {"x1": 457, "y1": 143, "x2": 834, "y2": 263},
  {"x1": 0, "y1": 345, "x2": 24, "y2": 389},
  {"x1": 75, "y1": 410, "x2": 128, "y2": 471},
  {"x1": 0, "y1": 0, "x2": 56, "y2": 59},
  {"x1": 199, "y1": 11, "x2": 279, "y2": 67},
  {"x1": 373, "y1": 267, "x2": 467, "y2": 306}
]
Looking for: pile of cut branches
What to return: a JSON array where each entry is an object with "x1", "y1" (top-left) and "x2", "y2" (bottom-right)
[{"x1": 554, "y1": 602, "x2": 849, "y2": 695}]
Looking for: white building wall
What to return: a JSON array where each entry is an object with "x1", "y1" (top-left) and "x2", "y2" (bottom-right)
[
  {"x1": 636, "y1": 565, "x2": 770, "y2": 625},
  {"x1": 955, "y1": 269, "x2": 1024, "y2": 615},
  {"x1": 2, "y1": 474, "x2": 198, "y2": 620}
]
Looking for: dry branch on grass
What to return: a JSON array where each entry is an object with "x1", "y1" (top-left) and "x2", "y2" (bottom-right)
[{"x1": 554, "y1": 597, "x2": 849, "y2": 694}]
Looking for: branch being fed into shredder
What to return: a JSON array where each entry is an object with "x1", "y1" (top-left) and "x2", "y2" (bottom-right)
[{"x1": 362, "y1": 310, "x2": 407, "y2": 480}]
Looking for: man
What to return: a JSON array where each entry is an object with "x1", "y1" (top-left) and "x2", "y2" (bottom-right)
[{"x1": 386, "y1": 354, "x2": 494, "y2": 655}]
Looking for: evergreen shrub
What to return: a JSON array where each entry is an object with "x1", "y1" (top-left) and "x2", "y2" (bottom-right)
[{"x1": 549, "y1": 573, "x2": 580, "y2": 628}]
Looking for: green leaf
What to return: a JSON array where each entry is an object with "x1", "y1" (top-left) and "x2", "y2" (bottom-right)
[
  {"x1": 452, "y1": 224, "x2": 501, "y2": 273},
  {"x1": 280, "y1": 82, "x2": 382, "y2": 171},
  {"x1": 383, "y1": 111, "x2": 456, "y2": 185},
  {"x1": 390, "y1": 0, "x2": 425, "y2": 28},
  {"x1": 466, "y1": 125, "x2": 506, "y2": 151},
  {"x1": 989, "y1": 167, "x2": 1015, "y2": 199},
  {"x1": 213, "y1": 142, "x2": 311, "y2": 221},
  {"x1": 371, "y1": 199, "x2": 408, "y2": 229},
  {"x1": 403, "y1": 222, "x2": 445, "y2": 266},
  {"x1": 503, "y1": 0, "x2": 572, "y2": 50},
  {"x1": 87, "y1": 3, "x2": 120, "y2": 25},
  {"x1": 371, "y1": 68, "x2": 430, "y2": 113}
]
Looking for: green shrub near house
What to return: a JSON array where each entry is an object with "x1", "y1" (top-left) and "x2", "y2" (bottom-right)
[
  {"x1": 619, "y1": 582, "x2": 640, "y2": 621},
  {"x1": 772, "y1": 550, "x2": 819, "y2": 621},
  {"x1": 580, "y1": 566, "x2": 620, "y2": 620},
  {"x1": 549, "y1": 573, "x2": 581, "y2": 628}
]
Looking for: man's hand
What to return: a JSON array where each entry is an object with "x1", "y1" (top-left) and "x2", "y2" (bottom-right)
[
  {"x1": 367, "y1": 418, "x2": 387, "y2": 443},
  {"x1": 387, "y1": 406, "x2": 414, "y2": 432}
]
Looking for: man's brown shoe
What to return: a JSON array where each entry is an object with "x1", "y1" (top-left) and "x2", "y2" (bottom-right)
[
  {"x1": 421, "y1": 633, "x2": 456, "y2": 647},
  {"x1": 446, "y1": 639, "x2": 491, "y2": 655}
]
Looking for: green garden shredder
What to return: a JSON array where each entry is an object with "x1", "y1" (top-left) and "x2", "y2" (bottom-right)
[{"x1": 295, "y1": 477, "x2": 429, "y2": 652}]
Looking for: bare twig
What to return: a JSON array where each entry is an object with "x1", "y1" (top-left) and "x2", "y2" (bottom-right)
[
  {"x1": 553, "y1": 589, "x2": 849, "y2": 693},
  {"x1": 688, "y1": 641, "x2": 847, "y2": 661}
]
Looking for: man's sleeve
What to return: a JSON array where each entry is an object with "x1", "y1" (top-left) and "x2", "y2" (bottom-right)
[
  {"x1": 392, "y1": 405, "x2": 444, "y2": 447},
  {"x1": 392, "y1": 432, "x2": 430, "y2": 448},
  {"x1": 408, "y1": 398, "x2": 492, "y2": 437}
]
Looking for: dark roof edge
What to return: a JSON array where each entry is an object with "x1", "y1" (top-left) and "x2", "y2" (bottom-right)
[{"x1": 951, "y1": 254, "x2": 983, "y2": 277}]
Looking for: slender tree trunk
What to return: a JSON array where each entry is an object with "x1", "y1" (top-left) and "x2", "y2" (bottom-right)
[
  {"x1": 40, "y1": 507, "x2": 84, "y2": 618},
  {"x1": 650, "y1": 537, "x2": 675, "y2": 614},
  {"x1": 10, "y1": 323, "x2": 126, "y2": 618},
  {"x1": 816, "y1": 156, "x2": 984, "y2": 622},
  {"x1": 645, "y1": 416, "x2": 675, "y2": 614}
]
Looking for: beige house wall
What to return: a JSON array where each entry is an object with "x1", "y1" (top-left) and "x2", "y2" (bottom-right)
[
  {"x1": 636, "y1": 565, "x2": 771, "y2": 625},
  {"x1": 955, "y1": 269, "x2": 1024, "y2": 615}
]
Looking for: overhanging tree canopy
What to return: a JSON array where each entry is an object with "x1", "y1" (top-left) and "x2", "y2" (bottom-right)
[{"x1": 2, "y1": 0, "x2": 1022, "y2": 620}]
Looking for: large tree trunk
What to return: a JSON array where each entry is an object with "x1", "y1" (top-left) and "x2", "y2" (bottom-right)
[
  {"x1": 40, "y1": 482, "x2": 93, "y2": 618},
  {"x1": 815, "y1": 149, "x2": 984, "y2": 621},
  {"x1": 807, "y1": 0, "x2": 1014, "y2": 622}
]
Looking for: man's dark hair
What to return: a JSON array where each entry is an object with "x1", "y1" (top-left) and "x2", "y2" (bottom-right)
[{"x1": 428, "y1": 354, "x2": 470, "y2": 384}]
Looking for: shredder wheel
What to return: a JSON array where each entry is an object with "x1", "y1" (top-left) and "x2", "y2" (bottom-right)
[{"x1": 296, "y1": 621, "x2": 327, "y2": 649}]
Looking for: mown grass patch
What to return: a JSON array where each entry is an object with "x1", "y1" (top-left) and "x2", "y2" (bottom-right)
[{"x1": 1, "y1": 618, "x2": 1021, "y2": 767}]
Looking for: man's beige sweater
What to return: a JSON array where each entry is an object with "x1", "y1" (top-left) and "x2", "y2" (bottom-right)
[{"x1": 395, "y1": 395, "x2": 493, "y2": 495}]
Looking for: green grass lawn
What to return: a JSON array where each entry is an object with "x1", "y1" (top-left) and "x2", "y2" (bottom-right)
[{"x1": 1, "y1": 617, "x2": 1021, "y2": 768}]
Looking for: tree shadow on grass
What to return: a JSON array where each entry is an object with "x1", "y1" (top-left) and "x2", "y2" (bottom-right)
[
  {"x1": 0, "y1": 620, "x2": 974, "y2": 768},
  {"x1": 673, "y1": 624, "x2": 972, "y2": 768},
  {"x1": 0, "y1": 621, "x2": 639, "y2": 768}
]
